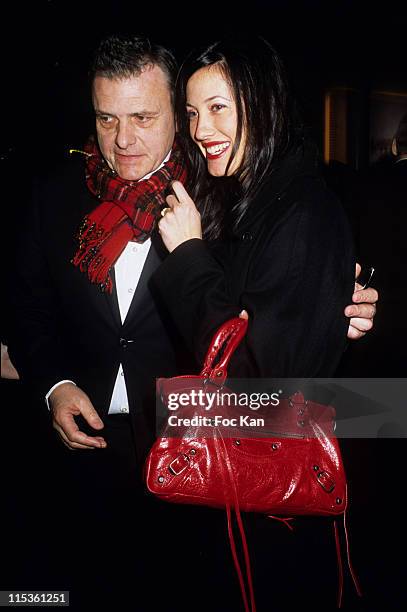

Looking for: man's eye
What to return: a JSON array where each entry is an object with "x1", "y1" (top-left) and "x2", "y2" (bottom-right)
[
  {"x1": 98, "y1": 115, "x2": 113, "y2": 125},
  {"x1": 135, "y1": 115, "x2": 152, "y2": 123}
]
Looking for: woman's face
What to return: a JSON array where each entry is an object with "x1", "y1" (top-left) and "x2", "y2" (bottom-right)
[{"x1": 186, "y1": 65, "x2": 245, "y2": 176}]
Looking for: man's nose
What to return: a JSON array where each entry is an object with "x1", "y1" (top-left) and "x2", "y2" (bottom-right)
[{"x1": 115, "y1": 120, "x2": 136, "y2": 149}]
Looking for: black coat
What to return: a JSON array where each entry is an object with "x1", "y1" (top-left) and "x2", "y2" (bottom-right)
[
  {"x1": 153, "y1": 143, "x2": 355, "y2": 378},
  {"x1": 150, "y1": 143, "x2": 360, "y2": 610},
  {"x1": 8, "y1": 159, "x2": 190, "y2": 454}
]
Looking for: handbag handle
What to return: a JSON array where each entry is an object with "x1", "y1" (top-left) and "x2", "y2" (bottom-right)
[{"x1": 200, "y1": 317, "x2": 248, "y2": 384}]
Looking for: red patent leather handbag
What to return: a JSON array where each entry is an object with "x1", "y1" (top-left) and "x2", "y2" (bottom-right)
[{"x1": 145, "y1": 317, "x2": 361, "y2": 611}]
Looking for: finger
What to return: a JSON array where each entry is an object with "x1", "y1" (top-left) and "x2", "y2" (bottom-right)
[
  {"x1": 352, "y1": 287, "x2": 379, "y2": 304},
  {"x1": 81, "y1": 402, "x2": 105, "y2": 430},
  {"x1": 54, "y1": 424, "x2": 95, "y2": 450},
  {"x1": 157, "y1": 216, "x2": 167, "y2": 234},
  {"x1": 158, "y1": 213, "x2": 174, "y2": 232},
  {"x1": 58, "y1": 412, "x2": 106, "y2": 448},
  {"x1": 171, "y1": 181, "x2": 196, "y2": 208},
  {"x1": 61, "y1": 437, "x2": 94, "y2": 450},
  {"x1": 348, "y1": 317, "x2": 374, "y2": 332},
  {"x1": 354, "y1": 262, "x2": 361, "y2": 280},
  {"x1": 345, "y1": 303, "x2": 376, "y2": 319},
  {"x1": 165, "y1": 194, "x2": 179, "y2": 209},
  {"x1": 347, "y1": 325, "x2": 366, "y2": 340}
]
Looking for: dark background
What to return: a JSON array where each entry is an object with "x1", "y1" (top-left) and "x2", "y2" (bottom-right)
[
  {"x1": 2, "y1": 0, "x2": 406, "y2": 167},
  {"x1": 2, "y1": 1, "x2": 406, "y2": 238},
  {"x1": 2, "y1": 1, "x2": 406, "y2": 609}
]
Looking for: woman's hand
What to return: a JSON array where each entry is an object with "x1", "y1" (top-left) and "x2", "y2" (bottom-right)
[{"x1": 158, "y1": 181, "x2": 202, "y2": 253}]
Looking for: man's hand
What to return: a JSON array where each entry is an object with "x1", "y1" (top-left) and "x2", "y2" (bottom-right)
[
  {"x1": 50, "y1": 382, "x2": 106, "y2": 450},
  {"x1": 346, "y1": 263, "x2": 378, "y2": 340},
  {"x1": 1, "y1": 343, "x2": 19, "y2": 380}
]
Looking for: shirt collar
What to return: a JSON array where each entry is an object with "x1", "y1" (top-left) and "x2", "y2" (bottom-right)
[{"x1": 138, "y1": 149, "x2": 172, "y2": 182}]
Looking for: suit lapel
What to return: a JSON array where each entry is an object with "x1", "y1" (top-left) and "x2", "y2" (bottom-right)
[{"x1": 103, "y1": 267, "x2": 122, "y2": 329}]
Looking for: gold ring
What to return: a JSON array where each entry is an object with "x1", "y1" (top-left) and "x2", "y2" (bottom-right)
[{"x1": 161, "y1": 207, "x2": 171, "y2": 217}]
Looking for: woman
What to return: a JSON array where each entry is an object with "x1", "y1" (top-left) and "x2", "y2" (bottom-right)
[
  {"x1": 149, "y1": 35, "x2": 368, "y2": 612},
  {"x1": 151, "y1": 35, "x2": 365, "y2": 611},
  {"x1": 155, "y1": 35, "x2": 355, "y2": 379}
]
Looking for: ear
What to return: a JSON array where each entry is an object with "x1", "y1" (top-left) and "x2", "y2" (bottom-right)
[{"x1": 391, "y1": 137, "x2": 398, "y2": 157}]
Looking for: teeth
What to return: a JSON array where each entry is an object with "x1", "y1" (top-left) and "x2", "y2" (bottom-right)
[{"x1": 206, "y1": 142, "x2": 230, "y2": 155}]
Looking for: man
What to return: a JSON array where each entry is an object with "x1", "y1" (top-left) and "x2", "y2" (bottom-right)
[
  {"x1": 9, "y1": 36, "x2": 183, "y2": 458},
  {"x1": 8, "y1": 35, "x2": 186, "y2": 609},
  {"x1": 7, "y1": 34, "x2": 377, "y2": 608},
  {"x1": 348, "y1": 112, "x2": 406, "y2": 376}
]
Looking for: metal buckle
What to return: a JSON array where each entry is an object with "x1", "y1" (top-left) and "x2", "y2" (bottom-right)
[
  {"x1": 316, "y1": 470, "x2": 335, "y2": 493},
  {"x1": 168, "y1": 454, "x2": 190, "y2": 476}
]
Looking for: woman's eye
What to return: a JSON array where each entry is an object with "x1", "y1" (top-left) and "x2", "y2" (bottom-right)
[
  {"x1": 186, "y1": 109, "x2": 197, "y2": 119},
  {"x1": 211, "y1": 104, "x2": 226, "y2": 112}
]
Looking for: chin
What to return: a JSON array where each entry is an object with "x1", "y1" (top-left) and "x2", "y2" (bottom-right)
[
  {"x1": 207, "y1": 164, "x2": 227, "y2": 177},
  {"x1": 117, "y1": 166, "x2": 145, "y2": 181}
]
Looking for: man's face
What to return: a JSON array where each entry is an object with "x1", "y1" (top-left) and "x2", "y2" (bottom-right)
[{"x1": 92, "y1": 65, "x2": 175, "y2": 181}]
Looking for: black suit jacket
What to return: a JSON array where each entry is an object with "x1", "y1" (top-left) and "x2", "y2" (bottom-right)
[
  {"x1": 339, "y1": 158, "x2": 407, "y2": 376},
  {"x1": 8, "y1": 159, "x2": 191, "y2": 452}
]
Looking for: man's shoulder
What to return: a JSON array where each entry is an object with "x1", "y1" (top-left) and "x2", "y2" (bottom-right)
[
  {"x1": 34, "y1": 156, "x2": 88, "y2": 195},
  {"x1": 31, "y1": 157, "x2": 94, "y2": 219}
]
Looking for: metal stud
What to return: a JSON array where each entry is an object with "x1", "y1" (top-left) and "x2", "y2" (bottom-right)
[
  {"x1": 158, "y1": 475, "x2": 165, "y2": 483},
  {"x1": 189, "y1": 449, "x2": 196, "y2": 455},
  {"x1": 313, "y1": 465, "x2": 319, "y2": 471},
  {"x1": 336, "y1": 497, "x2": 342, "y2": 505},
  {"x1": 234, "y1": 439, "x2": 241, "y2": 446},
  {"x1": 271, "y1": 443, "x2": 279, "y2": 451}
]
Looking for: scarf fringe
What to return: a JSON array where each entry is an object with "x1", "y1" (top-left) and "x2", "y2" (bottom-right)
[{"x1": 71, "y1": 136, "x2": 187, "y2": 292}]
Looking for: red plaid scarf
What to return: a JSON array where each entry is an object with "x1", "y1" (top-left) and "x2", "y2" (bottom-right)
[{"x1": 72, "y1": 136, "x2": 187, "y2": 292}]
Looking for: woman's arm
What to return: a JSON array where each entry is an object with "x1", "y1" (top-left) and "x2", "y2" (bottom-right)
[{"x1": 154, "y1": 184, "x2": 355, "y2": 377}]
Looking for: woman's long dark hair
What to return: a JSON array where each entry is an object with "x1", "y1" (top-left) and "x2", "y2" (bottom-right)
[{"x1": 175, "y1": 35, "x2": 303, "y2": 239}]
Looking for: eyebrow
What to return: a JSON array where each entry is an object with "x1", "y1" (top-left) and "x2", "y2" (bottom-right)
[
  {"x1": 95, "y1": 110, "x2": 160, "y2": 116},
  {"x1": 186, "y1": 95, "x2": 231, "y2": 107}
]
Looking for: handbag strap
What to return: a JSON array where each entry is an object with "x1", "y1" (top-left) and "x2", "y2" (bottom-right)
[
  {"x1": 213, "y1": 427, "x2": 257, "y2": 612},
  {"x1": 333, "y1": 504, "x2": 363, "y2": 607},
  {"x1": 200, "y1": 317, "x2": 248, "y2": 385}
]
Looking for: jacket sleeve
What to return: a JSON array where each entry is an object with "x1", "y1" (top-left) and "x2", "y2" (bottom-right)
[
  {"x1": 8, "y1": 178, "x2": 69, "y2": 399},
  {"x1": 152, "y1": 192, "x2": 355, "y2": 378}
]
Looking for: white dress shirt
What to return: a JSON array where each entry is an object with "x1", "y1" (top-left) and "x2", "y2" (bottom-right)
[{"x1": 107, "y1": 239, "x2": 151, "y2": 413}]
